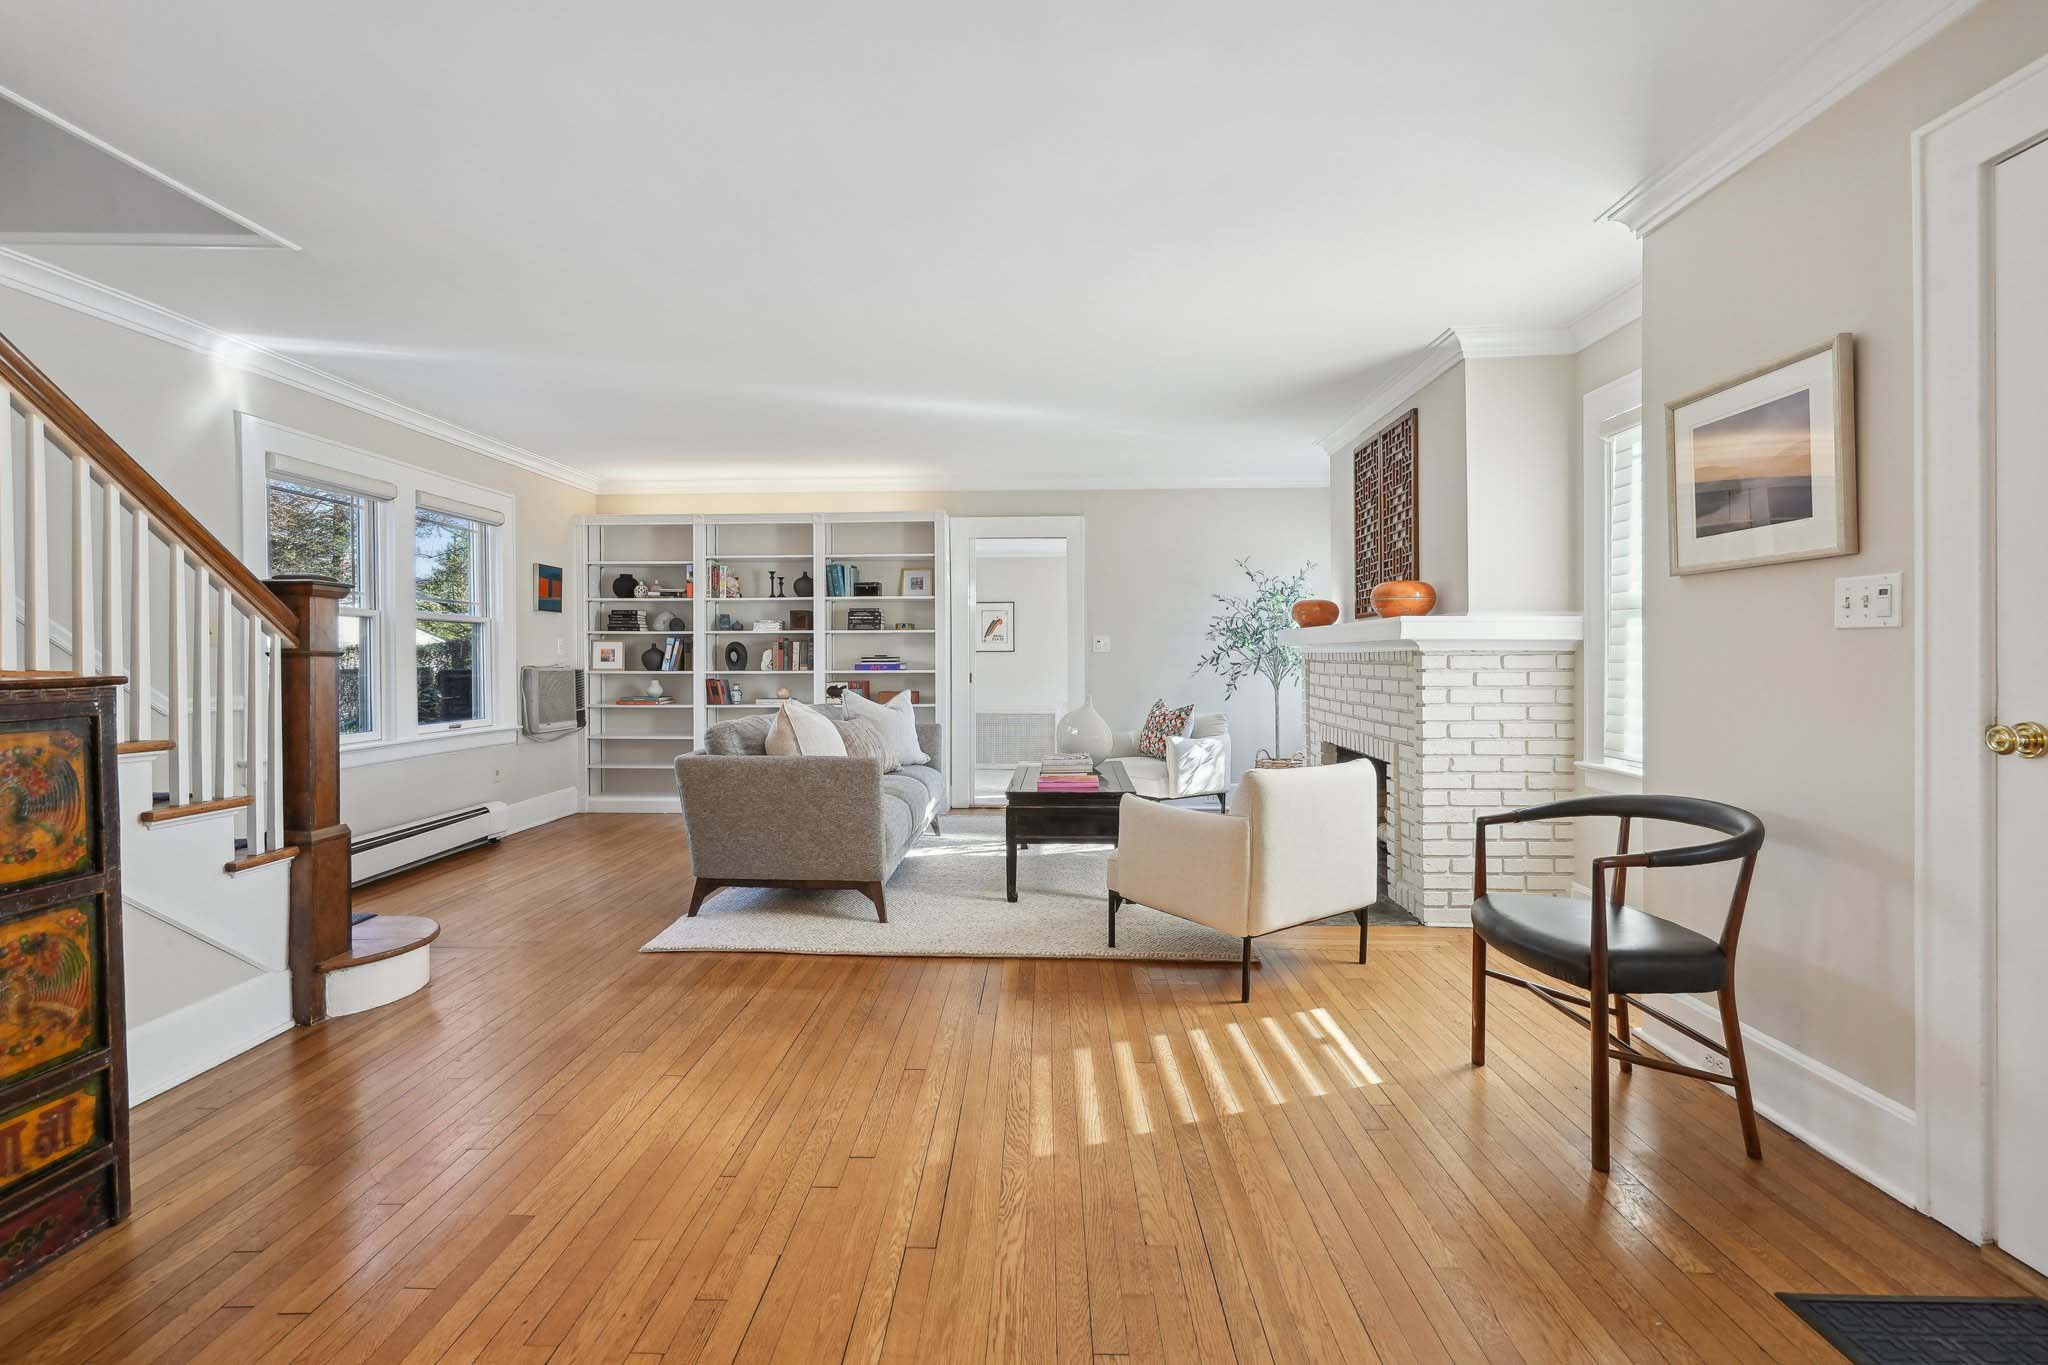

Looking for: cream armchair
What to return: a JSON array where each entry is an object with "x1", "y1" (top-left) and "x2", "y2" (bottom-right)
[
  {"x1": 1106, "y1": 761, "x2": 1381, "y2": 1000},
  {"x1": 1101, "y1": 713, "x2": 1232, "y2": 808}
]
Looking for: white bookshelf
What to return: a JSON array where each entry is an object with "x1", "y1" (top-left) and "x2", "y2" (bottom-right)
[{"x1": 575, "y1": 511, "x2": 948, "y2": 812}]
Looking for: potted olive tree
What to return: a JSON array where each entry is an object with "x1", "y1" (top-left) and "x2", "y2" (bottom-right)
[{"x1": 1195, "y1": 560, "x2": 1315, "y2": 762}]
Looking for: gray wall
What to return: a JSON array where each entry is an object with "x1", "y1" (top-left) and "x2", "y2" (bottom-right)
[
  {"x1": 0, "y1": 285, "x2": 598, "y2": 833},
  {"x1": 1639, "y1": 0, "x2": 2048, "y2": 1107},
  {"x1": 600, "y1": 487, "x2": 1332, "y2": 770}
]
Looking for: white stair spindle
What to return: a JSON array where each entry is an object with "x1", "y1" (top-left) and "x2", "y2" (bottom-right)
[
  {"x1": 24, "y1": 417, "x2": 49, "y2": 670},
  {"x1": 194, "y1": 566, "x2": 214, "y2": 801},
  {"x1": 266, "y1": 625, "x2": 284, "y2": 847},
  {"x1": 168, "y1": 551, "x2": 191, "y2": 803},
  {"x1": 129, "y1": 511, "x2": 151, "y2": 741},
  {"x1": 101, "y1": 482, "x2": 124, "y2": 726},
  {"x1": 70, "y1": 454, "x2": 94, "y2": 676},
  {"x1": 246, "y1": 610, "x2": 267, "y2": 851},
  {"x1": 214, "y1": 592, "x2": 233, "y2": 800},
  {"x1": 0, "y1": 390, "x2": 16, "y2": 672}
]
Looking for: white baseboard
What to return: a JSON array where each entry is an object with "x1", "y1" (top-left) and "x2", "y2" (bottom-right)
[
  {"x1": 583, "y1": 794, "x2": 680, "y2": 814},
  {"x1": 1633, "y1": 994, "x2": 1922, "y2": 1208},
  {"x1": 127, "y1": 970, "x2": 293, "y2": 1106},
  {"x1": 506, "y1": 786, "x2": 579, "y2": 834}
]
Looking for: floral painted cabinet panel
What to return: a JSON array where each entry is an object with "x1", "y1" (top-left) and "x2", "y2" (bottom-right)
[{"x1": 0, "y1": 677, "x2": 128, "y2": 1292}]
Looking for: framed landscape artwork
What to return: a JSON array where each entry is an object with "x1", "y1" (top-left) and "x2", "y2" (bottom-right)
[
  {"x1": 977, "y1": 601, "x2": 1014, "y2": 652},
  {"x1": 1666, "y1": 334, "x2": 1856, "y2": 575}
]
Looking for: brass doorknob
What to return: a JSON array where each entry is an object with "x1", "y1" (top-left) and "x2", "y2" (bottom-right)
[{"x1": 1987, "y1": 721, "x2": 2048, "y2": 758}]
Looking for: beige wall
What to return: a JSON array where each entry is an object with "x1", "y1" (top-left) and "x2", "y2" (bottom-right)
[
  {"x1": 1640, "y1": 0, "x2": 2048, "y2": 1107},
  {"x1": 1328, "y1": 361, "x2": 1468, "y2": 618},
  {"x1": 601, "y1": 488, "x2": 1330, "y2": 769},
  {"x1": 1466, "y1": 355, "x2": 1575, "y2": 612},
  {"x1": 969, "y1": 551, "x2": 1070, "y2": 711},
  {"x1": 0, "y1": 286, "x2": 598, "y2": 833}
]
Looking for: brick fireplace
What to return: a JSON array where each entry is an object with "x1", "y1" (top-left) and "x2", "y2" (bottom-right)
[{"x1": 1284, "y1": 614, "x2": 1583, "y2": 925}]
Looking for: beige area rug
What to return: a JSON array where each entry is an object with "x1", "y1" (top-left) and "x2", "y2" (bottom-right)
[{"x1": 641, "y1": 811, "x2": 1251, "y2": 961}]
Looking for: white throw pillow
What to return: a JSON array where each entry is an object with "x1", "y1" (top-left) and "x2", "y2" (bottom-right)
[
  {"x1": 842, "y1": 690, "x2": 927, "y2": 766},
  {"x1": 767, "y1": 700, "x2": 847, "y2": 757}
]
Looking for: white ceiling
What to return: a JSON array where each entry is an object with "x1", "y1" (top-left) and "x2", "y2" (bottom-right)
[{"x1": 0, "y1": 1, "x2": 1878, "y2": 491}]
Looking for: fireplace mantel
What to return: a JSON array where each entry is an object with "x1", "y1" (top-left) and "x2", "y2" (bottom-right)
[{"x1": 1283, "y1": 612, "x2": 1583, "y2": 652}]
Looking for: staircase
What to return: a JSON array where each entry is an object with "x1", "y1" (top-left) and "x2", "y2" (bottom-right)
[{"x1": 1, "y1": 330, "x2": 434, "y2": 1103}]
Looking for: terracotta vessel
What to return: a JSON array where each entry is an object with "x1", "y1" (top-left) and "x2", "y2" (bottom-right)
[
  {"x1": 1290, "y1": 598, "x2": 1340, "y2": 628},
  {"x1": 1370, "y1": 580, "x2": 1437, "y2": 617}
]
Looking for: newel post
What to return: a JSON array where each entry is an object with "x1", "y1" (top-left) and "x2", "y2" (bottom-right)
[{"x1": 266, "y1": 577, "x2": 352, "y2": 1025}]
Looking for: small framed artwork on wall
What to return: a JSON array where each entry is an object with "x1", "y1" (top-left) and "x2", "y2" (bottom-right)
[
  {"x1": 1666, "y1": 334, "x2": 1857, "y2": 575},
  {"x1": 591, "y1": 640, "x2": 625, "y2": 670},
  {"x1": 976, "y1": 601, "x2": 1014, "y2": 652},
  {"x1": 534, "y1": 563, "x2": 564, "y2": 612},
  {"x1": 900, "y1": 568, "x2": 933, "y2": 596}
]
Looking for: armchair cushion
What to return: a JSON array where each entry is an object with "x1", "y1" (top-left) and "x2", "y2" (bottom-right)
[
  {"x1": 1472, "y1": 892, "x2": 1728, "y2": 995},
  {"x1": 1107, "y1": 796, "x2": 1250, "y2": 936}
]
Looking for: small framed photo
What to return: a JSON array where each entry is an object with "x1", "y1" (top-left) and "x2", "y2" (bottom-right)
[
  {"x1": 1667, "y1": 334, "x2": 1856, "y2": 575},
  {"x1": 900, "y1": 567, "x2": 933, "y2": 596},
  {"x1": 844, "y1": 678, "x2": 872, "y2": 699},
  {"x1": 706, "y1": 677, "x2": 729, "y2": 705},
  {"x1": 590, "y1": 640, "x2": 625, "y2": 671},
  {"x1": 534, "y1": 563, "x2": 563, "y2": 613},
  {"x1": 976, "y1": 601, "x2": 1014, "y2": 652}
]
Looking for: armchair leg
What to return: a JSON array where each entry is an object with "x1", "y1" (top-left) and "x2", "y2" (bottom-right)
[
  {"x1": 1589, "y1": 969, "x2": 1612, "y2": 1172},
  {"x1": 1615, "y1": 995, "x2": 1633, "y2": 1074},
  {"x1": 1215, "y1": 793, "x2": 1228, "y2": 813},
  {"x1": 1352, "y1": 907, "x2": 1369, "y2": 965},
  {"x1": 1720, "y1": 984, "x2": 1764, "y2": 1160},
  {"x1": 1470, "y1": 936, "x2": 1486, "y2": 1066},
  {"x1": 1108, "y1": 890, "x2": 1122, "y2": 948},
  {"x1": 1240, "y1": 937, "x2": 1251, "y2": 1003}
]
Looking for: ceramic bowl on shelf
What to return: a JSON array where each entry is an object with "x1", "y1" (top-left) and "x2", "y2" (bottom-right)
[
  {"x1": 1290, "y1": 598, "x2": 1340, "y2": 627},
  {"x1": 1370, "y1": 580, "x2": 1437, "y2": 617}
]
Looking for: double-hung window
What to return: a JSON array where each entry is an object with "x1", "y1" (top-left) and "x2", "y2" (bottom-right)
[
  {"x1": 241, "y1": 416, "x2": 516, "y2": 765},
  {"x1": 1581, "y1": 373, "x2": 1645, "y2": 786}
]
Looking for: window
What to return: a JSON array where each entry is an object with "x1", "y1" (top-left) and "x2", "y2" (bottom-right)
[
  {"x1": 266, "y1": 477, "x2": 377, "y2": 737},
  {"x1": 240, "y1": 415, "x2": 516, "y2": 766},
  {"x1": 1581, "y1": 372, "x2": 1644, "y2": 787}
]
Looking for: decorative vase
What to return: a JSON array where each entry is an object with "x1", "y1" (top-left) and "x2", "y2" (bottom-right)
[
  {"x1": 1056, "y1": 698, "x2": 1114, "y2": 765},
  {"x1": 640, "y1": 644, "x2": 665, "y2": 671},
  {"x1": 611, "y1": 572, "x2": 639, "y2": 599},
  {"x1": 793, "y1": 570, "x2": 813, "y2": 597},
  {"x1": 725, "y1": 641, "x2": 750, "y2": 669},
  {"x1": 1370, "y1": 579, "x2": 1438, "y2": 617},
  {"x1": 1291, "y1": 598, "x2": 1340, "y2": 628}
]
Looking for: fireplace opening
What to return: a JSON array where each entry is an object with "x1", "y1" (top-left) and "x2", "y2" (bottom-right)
[{"x1": 1322, "y1": 742, "x2": 1391, "y2": 901}]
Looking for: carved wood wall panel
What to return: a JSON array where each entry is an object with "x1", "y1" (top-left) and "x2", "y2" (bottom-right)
[{"x1": 1352, "y1": 408, "x2": 1420, "y2": 616}]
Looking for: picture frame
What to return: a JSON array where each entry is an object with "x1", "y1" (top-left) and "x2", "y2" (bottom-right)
[
  {"x1": 900, "y1": 567, "x2": 933, "y2": 596},
  {"x1": 590, "y1": 640, "x2": 625, "y2": 671},
  {"x1": 1666, "y1": 334, "x2": 1857, "y2": 575},
  {"x1": 533, "y1": 562, "x2": 563, "y2": 613},
  {"x1": 844, "y1": 679, "x2": 872, "y2": 699},
  {"x1": 706, "y1": 677, "x2": 729, "y2": 705},
  {"x1": 976, "y1": 601, "x2": 1014, "y2": 652}
]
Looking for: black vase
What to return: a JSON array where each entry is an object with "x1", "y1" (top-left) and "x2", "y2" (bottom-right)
[
  {"x1": 793, "y1": 571, "x2": 813, "y2": 597},
  {"x1": 612, "y1": 573, "x2": 640, "y2": 598},
  {"x1": 640, "y1": 645, "x2": 665, "y2": 670},
  {"x1": 725, "y1": 641, "x2": 749, "y2": 670}
]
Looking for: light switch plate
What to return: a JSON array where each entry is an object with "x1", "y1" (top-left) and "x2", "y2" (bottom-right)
[
  {"x1": 1092, "y1": 635, "x2": 1111, "y2": 653},
  {"x1": 1835, "y1": 572, "x2": 1902, "y2": 628}
]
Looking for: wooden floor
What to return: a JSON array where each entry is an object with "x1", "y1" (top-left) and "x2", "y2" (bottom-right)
[{"x1": 0, "y1": 813, "x2": 2030, "y2": 1363}]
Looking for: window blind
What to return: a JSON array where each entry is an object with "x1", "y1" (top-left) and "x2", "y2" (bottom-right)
[{"x1": 1602, "y1": 422, "x2": 1645, "y2": 770}]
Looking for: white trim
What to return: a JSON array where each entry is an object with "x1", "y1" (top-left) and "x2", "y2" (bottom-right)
[
  {"x1": 947, "y1": 515, "x2": 1087, "y2": 808},
  {"x1": 1574, "y1": 760, "x2": 1643, "y2": 795},
  {"x1": 340, "y1": 725, "x2": 517, "y2": 769},
  {"x1": 0, "y1": 82, "x2": 298, "y2": 251},
  {"x1": 1281, "y1": 611, "x2": 1583, "y2": 651},
  {"x1": 1448, "y1": 325, "x2": 1575, "y2": 359},
  {"x1": 583, "y1": 794, "x2": 680, "y2": 814},
  {"x1": 594, "y1": 470, "x2": 1329, "y2": 494},
  {"x1": 505, "y1": 785, "x2": 579, "y2": 834},
  {"x1": 1581, "y1": 370, "x2": 1644, "y2": 777},
  {"x1": 1566, "y1": 282, "x2": 1644, "y2": 353},
  {"x1": 0, "y1": 249, "x2": 598, "y2": 492},
  {"x1": 325, "y1": 944, "x2": 432, "y2": 1018},
  {"x1": 1600, "y1": 0, "x2": 1984, "y2": 236},
  {"x1": 1631, "y1": 991, "x2": 1923, "y2": 1209},
  {"x1": 1318, "y1": 324, "x2": 1590, "y2": 457},
  {"x1": 126, "y1": 970, "x2": 293, "y2": 1105},
  {"x1": 1911, "y1": 50, "x2": 2048, "y2": 1243}
]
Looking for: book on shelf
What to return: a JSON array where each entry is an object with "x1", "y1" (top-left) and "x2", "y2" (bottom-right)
[{"x1": 615, "y1": 697, "x2": 673, "y2": 706}]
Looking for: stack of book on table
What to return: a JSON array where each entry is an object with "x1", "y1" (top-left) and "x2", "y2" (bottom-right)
[{"x1": 1036, "y1": 752, "x2": 1099, "y2": 791}]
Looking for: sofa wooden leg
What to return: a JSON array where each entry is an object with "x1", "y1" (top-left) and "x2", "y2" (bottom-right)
[
  {"x1": 1240, "y1": 937, "x2": 1252, "y2": 1003},
  {"x1": 1108, "y1": 890, "x2": 1122, "y2": 947},
  {"x1": 686, "y1": 879, "x2": 721, "y2": 917},
  {"x1": 930, "y1": 816, "x2": 941, "y2": 835},
  {"x1": 861, "y1": 881, "x2": 888, "y2": 923}
]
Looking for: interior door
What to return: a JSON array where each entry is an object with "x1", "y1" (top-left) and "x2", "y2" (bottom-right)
[{"x1": 1991, "y1": 135, "x2": 2048, "y2": 1274}]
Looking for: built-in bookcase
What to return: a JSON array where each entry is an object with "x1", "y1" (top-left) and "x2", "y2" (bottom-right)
[{"x1": 576, "y1": 512, "x2": 947, "y2": 811}]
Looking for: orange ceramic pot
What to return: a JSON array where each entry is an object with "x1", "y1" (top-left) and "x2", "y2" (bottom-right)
[
  {"x1": 1370, "y1": 580, "x2": 1437, "y2": 617},
  {"x1": 1290, "y1": 598, "x2": 1340, "y2": 628}
]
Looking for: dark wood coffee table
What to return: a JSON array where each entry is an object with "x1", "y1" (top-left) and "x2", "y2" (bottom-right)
[{"x1": 1004, "y1": 763, "x2": 1132, "y2": 902}]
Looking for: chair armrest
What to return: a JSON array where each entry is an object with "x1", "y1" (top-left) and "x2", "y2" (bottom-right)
[
  {"x1": 675, "y1": 754, "x2": 886, "y2": 881},
  {"x1": 1109, "y1": 795, "x2": 1250, "y2": 935},
  {"x1": 1165, "y1": 732, "x2": 1231, "y2": 796}
]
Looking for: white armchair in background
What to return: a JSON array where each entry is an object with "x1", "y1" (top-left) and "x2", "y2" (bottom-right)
[
  {"x1": 1101, "y1": 712, "x2": 1232, "y2": 808},
  {"x1": 1106, "y1": 761, "x2": 1381, "y2": 1001}
]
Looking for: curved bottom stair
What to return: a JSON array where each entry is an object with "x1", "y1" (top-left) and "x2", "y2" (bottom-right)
[{"x1": 317, "y1": 914, "x2": 440, "y2": 1017}]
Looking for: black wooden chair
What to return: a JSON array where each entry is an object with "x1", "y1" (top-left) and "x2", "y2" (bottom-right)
[{"x1": 1470, "y1": 794, "x2": 1765, "y2": 1172}]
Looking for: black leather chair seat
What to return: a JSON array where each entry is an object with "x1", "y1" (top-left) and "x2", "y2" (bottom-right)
[{"x1": 1472, "y1": 892, "x2": 1727, "y2": 995}]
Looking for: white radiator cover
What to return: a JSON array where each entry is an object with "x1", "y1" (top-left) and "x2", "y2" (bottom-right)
[
  {"x1": 351, "y1": 801, "x2": 509, "y2": 884},
  {"x1": 975, "y1": 707, "x2": 1059, "y2": 765}
]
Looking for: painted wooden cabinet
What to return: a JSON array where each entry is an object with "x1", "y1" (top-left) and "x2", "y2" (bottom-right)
[{"x1": 0, "y1": 674, "x2": 129, "y2": 1291}]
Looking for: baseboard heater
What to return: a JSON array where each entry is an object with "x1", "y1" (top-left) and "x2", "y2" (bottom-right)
[{"x1": 351, "y1": 801, "x2": 510, "y2": 886}]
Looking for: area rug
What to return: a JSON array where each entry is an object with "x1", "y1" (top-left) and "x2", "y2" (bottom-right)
[
  {"x1": 641, "y1": 811, "x2": 1408, "y2": 962},
  {"x1": 1776, "y1": 1293, "x2": 2048, "y2": 1363}
]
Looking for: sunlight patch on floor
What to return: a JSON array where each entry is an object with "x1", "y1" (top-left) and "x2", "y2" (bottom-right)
[
  {"x1": 1073, "y1": 1047, "x2": 1106, "y2": 1147},
  {"x1": 1112, "y1": 1039, "x2": 1153, "y2": 1135},
  {"x1": 1151, "y1": 1033, "x2": 1200, "y2": 1125},
  {"x1": 1187, "y1": 1028, "x2": 1243, "y2": 1116},
  {"x1": 1261, "y1": 1016, "x2": 1329, "y2": 1097},
  {"x1": 1225, "y1": 1023, "x2": 1286, "y2": 1108},
  {"x1": 1305, "y1": 1007, "x2": 1383, "y2": 1086}
]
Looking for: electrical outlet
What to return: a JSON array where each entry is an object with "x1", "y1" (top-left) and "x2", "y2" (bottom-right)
[
  {"x1": 1092, "y1": 635, "x2": 1110, "y2": 653},
  {"x1": 1702, "y1": 1051, "x2": 1731, "y2": 1076},
  {"x1": 1834, "y1": 572, "x2": 1902, "y2": 628}
]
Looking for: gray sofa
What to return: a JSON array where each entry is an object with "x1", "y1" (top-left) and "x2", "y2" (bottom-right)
[{"x1": 673, "y1": 705, "x2": 944, "y2": 922}]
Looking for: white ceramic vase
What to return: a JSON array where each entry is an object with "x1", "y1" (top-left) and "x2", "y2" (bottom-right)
[{"x1": 1056, "y1": 697, "x2": 1114, "y2": 765}]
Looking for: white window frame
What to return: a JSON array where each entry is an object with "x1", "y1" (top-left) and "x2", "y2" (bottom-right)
[
  {"x1": 1579, "y1": 370, "x2": 1644, "y2": 793},
  {"x1": 237, "y1": 414, "x2": 517, "y2": 768},
  {"x1": 411, "y1": 504, "x2": 494, "y2": 734}
]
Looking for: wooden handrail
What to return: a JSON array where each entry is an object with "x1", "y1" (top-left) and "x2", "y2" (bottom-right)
[{"x1": 0, "y1": 329, "x2": 298, "y2": 645}]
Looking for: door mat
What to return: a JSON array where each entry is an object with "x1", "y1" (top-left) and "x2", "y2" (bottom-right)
[{"x1": 1777, "y1": 1293, "x2": 2048, "y2": 1363}]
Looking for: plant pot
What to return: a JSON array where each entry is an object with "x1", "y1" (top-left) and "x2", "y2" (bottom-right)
[{"x1": 1370, "y1": 580, "x2": 1437, "y2": 617}]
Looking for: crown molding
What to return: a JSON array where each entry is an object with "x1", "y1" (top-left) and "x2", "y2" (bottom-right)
[
  {"x1": 0, "y1": 248, "x2": 600, "y2": 492},
  {"x1": 1598, "y1": 0, "x2": 1983, "y2": 237},
  {"x1": 594, "y1": 468, "x2": 1331, "y2": 495},
  {"x1": 1316, "y1": 329, "x2": 1465, "y2": 456},
  {"x1": 1565, "y1": 280, "x2": 1642, "y2": 352},
  {"x1": 1448, "y1": 325, "x2": 1575, "y2": 359}
]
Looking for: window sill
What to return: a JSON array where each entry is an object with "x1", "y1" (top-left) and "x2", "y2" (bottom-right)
[
  {"x1": 1576, "y1": 759, "x2": 1643, "y2": 794},
  {"x1": 340, "y1": 725, "x2": 518, "y2": 770}
]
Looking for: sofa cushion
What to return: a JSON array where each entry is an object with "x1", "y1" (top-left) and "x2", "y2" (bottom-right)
[
  {"x1": 705, "y1": 714, "x2": 774, "y2": 755},
  {"x1": 768, "y1": 700, "x2": 846, "y2": 757},
  {"x1": 894, "y1": 762, "x2": 945, "y2": 813},
  {"x1": 844, "y1": 690, "x2": 928, "y2": 766},
  {"x1": 832, "y1": 718, "x2": 889, "y2": 769},
  {"x1": 883, "y1": 771, "x2": 936, "y2": 827},
  {"x1": 1138, "y1": 700, "x2": 1195, "y2": 758},
  {"x1": 881, "y1": 790, "x2": 918, "y2": 865},
  {"x1": 1108, "y1": 755, "x2": 1169, "y2": 797}
]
